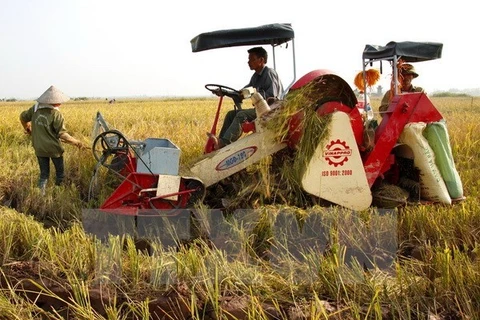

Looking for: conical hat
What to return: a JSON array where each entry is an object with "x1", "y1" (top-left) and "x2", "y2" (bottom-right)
[{"x1": 36, "y1": 85, "x2": 70, "y2": 104}]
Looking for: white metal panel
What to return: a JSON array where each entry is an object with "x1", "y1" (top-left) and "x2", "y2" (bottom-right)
[{"x1": 301, "y1": 112, "x2": 372, "y2": 211}]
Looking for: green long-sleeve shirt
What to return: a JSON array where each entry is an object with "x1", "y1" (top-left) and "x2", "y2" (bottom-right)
[{"x1": 20, "y1": 103, "x2": 67, "y2": 158}]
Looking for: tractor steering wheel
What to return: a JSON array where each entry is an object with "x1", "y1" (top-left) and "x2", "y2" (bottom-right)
[
  {"x1": 92, "y1": 130, "x2": 129, "y2": 168},
  {"x1": 205, "y1": 84, "x2": 241, "y2": 99}
]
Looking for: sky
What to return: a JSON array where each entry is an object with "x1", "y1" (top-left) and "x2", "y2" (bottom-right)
[{"x1": 1, "y1": 0, "x2": 478, "y2": 100}]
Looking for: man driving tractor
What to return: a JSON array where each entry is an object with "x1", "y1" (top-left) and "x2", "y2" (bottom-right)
[
  {"x1": 379, "y1": 63, "x2": 424, "y2": 116},
  {"x1": 208, "y1": 46, "x2": 283, "y2": 150}
]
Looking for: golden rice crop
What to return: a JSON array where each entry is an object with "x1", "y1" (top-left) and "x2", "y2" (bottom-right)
[{"x1": 1, "y1": 96, "x2": 480, "y2": 318}]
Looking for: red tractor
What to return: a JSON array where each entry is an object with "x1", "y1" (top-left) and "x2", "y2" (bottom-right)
[{"x1": 88, "y1": 24, "x2": 463, "y2": 220}]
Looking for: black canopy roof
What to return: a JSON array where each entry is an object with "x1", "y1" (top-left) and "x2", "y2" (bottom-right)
[
  {"x1": 191, "y1": 23, "x2": 294, "y2": 53},
  {"x1": 362, "y1": 41, "x2": 443, "y2": 62}
]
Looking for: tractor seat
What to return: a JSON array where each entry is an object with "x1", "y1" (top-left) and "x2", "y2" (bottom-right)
[{"x1": 241, "y1": 121, "x2": 256, "y2": 134}]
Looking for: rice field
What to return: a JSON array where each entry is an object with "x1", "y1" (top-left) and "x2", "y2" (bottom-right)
[{"x1": 0, "y1": 95, "x2": 479, "y2": 319}]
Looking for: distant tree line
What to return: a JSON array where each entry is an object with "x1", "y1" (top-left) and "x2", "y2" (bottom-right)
[
  {"x1": 431, "y1": 92, "x2": 471, "y2": 97},
  {"x1": 1, "y1": 97, "x2": 92, "y2": 102}
]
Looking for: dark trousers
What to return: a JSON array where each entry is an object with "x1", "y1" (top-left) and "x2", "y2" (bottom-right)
[
  {"x1": 219, "y1": 108, "x2": 256, "y2": 145},
  {"x1": 37, "y1": 156, "x2": 65, "y2": 187}
]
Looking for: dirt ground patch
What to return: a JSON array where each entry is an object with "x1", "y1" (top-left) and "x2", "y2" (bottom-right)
[{"x1": 1, "y1": 260, "x2": 345, "y2": 319}]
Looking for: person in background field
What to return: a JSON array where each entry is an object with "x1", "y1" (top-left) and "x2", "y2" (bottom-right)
[
  {"x1": 379, "y1": 63, "x2": 424, "y2": 116},
  {"x1": 20, "y1": 85, "x2": 86, "y2": 194},
  {"x1": 208, "y1": 46, "x2": 283, "y2": 150}
]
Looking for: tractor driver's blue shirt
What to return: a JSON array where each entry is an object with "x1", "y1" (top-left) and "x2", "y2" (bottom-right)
[
  {"x1": 245, "y1": 66, "x2": 283, "y2": 100},
  {"x1": 218, "y1": 65, "x2": 284, "y2": 146}
]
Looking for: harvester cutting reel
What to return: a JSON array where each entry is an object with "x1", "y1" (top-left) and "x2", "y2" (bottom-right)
[{"x1": 89, "y1": 129, "x2": 206, "y2": 213}]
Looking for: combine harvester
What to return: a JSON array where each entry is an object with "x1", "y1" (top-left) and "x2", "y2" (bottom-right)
[{"x1": 84, "y1": 23, "x2": 463, "y2": 243}]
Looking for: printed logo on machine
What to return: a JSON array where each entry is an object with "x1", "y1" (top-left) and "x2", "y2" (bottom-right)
[
  {"x1": 216, "y1": 147, "x2": 257, "y2": 171},
  {"x1": 323, "y1": 139, "x2": 352, "y2": 167}
]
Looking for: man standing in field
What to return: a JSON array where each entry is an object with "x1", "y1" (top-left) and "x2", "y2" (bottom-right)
[
  {"x1": 20, "y1": 85, "x2": 86, "y2": 195},
  {"x1": 379, "y1": 63, "x2": 424, "y2": 116},
  {"x1": 209, "y1": 46, "x2": 283, "y2": 150}
]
